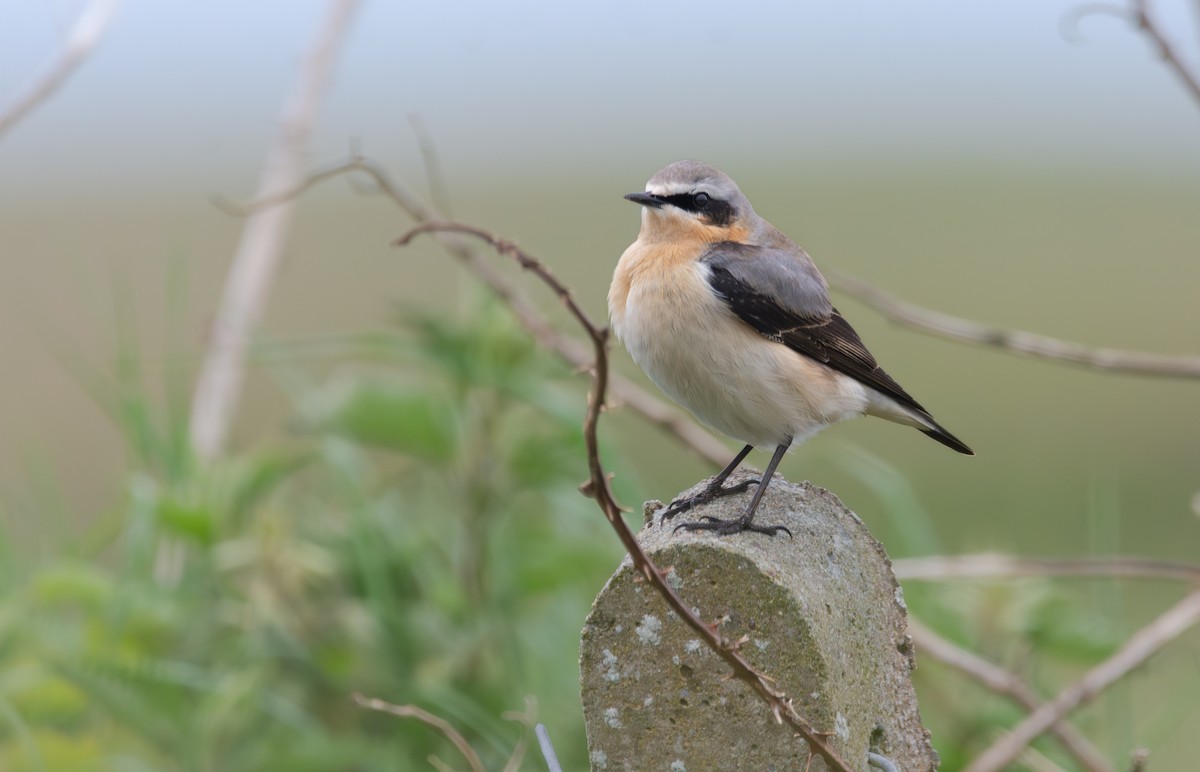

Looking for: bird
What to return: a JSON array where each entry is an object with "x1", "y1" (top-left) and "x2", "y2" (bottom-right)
[{"x1": 608, "y1": 160, "x2": 972, "y2": 536}]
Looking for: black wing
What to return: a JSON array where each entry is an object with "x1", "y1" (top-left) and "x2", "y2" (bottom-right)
[
  {"x1": 706, "y1": 262, "x2": 924, "y2": 413},
  {"x1": 703, "y1": 252, "x2": 973, "y2": 454}
]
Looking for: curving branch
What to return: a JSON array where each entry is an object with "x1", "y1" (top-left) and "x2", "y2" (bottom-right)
[
  {"x1": 1063, "y1": 1, "x2": 1200, "y2": 109},
  {"x1": 498, "y1": 696, "x2": 537, "y2": 772},
  {"x1": 1132, "y1": 0, "x2": 1200, "y2": 107},
  {"x1": 395, "y1": 221, "x2": 854, "y2": 772},
  {"x1": 214, "y1": 155, "x2": 732, "y2": 468},
  {"x1": 830, "y1": 272, "x2": 1200, "y2": 379},
  {"x1": 352, "y1": 693, "x2": 484, "y2": 772},
  {"x1": 966, "y1": 586, "x2": 1200, "y2": 772},
  {"x1": 0, "y1": 0, "x2": 120, "y2": 138},
  {"x1": 189, "y1": 0, "x2": 360, "y2": 461},
  {"x1": 907, "y1": 618, "x2": 1110, "y2": 771}
]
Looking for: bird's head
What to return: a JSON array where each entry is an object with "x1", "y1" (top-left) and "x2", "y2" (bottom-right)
[{"x1": 625, "y1": 160, "x2": 757, "y2": 244}]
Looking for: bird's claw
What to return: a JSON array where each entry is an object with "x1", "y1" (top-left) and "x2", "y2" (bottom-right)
[
  {"x1": 673, "y1": 516, "x2": 792, "y2": 538},
  {"x1": 658, "y1": 478, "x2": 759, "y2": 522}
]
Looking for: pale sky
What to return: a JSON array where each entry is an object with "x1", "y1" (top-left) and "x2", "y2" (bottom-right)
[{"x1": 1, "y1": 0, "x2": 1198, "y2": 200}]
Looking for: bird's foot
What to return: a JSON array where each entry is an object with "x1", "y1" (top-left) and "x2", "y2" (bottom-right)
[
  {"x1": 673, "y1": 514, "x2": 792, "y2": 538},
  {"x1": 658, "y1": 478, "x2": 759, "y2": 523}
]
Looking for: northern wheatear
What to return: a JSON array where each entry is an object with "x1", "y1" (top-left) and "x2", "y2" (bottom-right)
[{"x1": 609, "y1": 160, "x2": 972, "y2": 536}]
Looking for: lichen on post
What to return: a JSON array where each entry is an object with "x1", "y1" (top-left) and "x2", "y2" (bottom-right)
[{"x1": 580, "y1": 471, "x2": 938, "y2": 771}]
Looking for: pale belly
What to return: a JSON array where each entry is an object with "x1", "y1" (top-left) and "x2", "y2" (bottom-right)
[{"x1": 613, "y1": 270, "x2": 870, "y2": 449}]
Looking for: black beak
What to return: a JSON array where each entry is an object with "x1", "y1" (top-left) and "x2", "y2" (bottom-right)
[{"x1": 624, "y1": 192, "x2": 664, "y2": 208}]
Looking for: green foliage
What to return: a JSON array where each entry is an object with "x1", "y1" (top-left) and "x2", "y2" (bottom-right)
[
  {"x1": 1, "y1": 288, "x2": 1180, "y2": 770},
  {"x1": 905, "y1": 577, "x2": 1131, "y2": 769},
  {"x1": 0, "y1": 300, "x2": 618, "y2": 770}
]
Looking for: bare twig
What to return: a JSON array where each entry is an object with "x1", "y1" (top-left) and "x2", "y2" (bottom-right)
[
  {"x1": 1063, "y1": 1, "x2": 1200, "y2": 108},
  {"x1": 409, "y1": 114, "x2": 454, "y2": 217},
  {"x1": 396, "y1": 221, "x2": 854, "y2": 772},
  {"x1": 189, "y1": 0, "x2": 360, "y2": 460},
  {"x1": 908, "y1": 618, "x2": 1110, "y2": 772},
  {"x1": 966, "y1": 587, "x2": 1200, "y2": 772},
  {"x1": 0, "y1": 0, "x2": 120, "y2": 138},
  {"x1": 1019, "y1": 745, "x2": 1074, "y2": 772},
  {"x1": 499, "y1": 696, "x2": 537, "y2": 772},
  {"x1": 500, "y1": 734, "x2": 527, "y2": 772},
  {"x1": 426, "y1": 756, "x2": 454, "y2": 772},
  {"x1": 830, "y1": 272, "x2": 1200, "y2": 379},
  {"x1": 1133, "y1": 0, "x2": 1200, "y2": 108},
  {"x1": 213, "y1": 154, "x2": 732, "y2": 468},
  {"x1": 894, "y1": 554, "x2": 1200, "y2": 584},
  {"x1": 352, "y1": 693, "x2": 485, "y2": 772}
]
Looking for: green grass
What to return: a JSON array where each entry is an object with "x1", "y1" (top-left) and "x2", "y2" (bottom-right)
[{"x1": 0, "y1": 299, "x2": 624, "y2": 770}]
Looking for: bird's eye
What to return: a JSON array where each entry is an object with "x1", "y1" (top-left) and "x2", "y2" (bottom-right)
[{"x1": 693, "y1": 192, "x2": 710, "y2": 209}]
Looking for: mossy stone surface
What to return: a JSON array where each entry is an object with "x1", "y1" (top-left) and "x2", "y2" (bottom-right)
[{"x1": 580, "y1": 471, "x2": 937, "y2": 771}]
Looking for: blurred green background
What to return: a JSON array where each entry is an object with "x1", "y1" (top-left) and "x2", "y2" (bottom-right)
[{"x1": 2, "y1": 1, "x2": 1199, "y2": 770}]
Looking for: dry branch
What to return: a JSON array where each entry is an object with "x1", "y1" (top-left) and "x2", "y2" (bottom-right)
[
  {"x1": 1133, "y1": 0, "x2": 1200, "y2": 107},
  {"x1": 408, "y1": 114, "x2": 454, "y2": 217},
  {"x1": 895, "y1": 554, "x2": 1200, "y2": 583},
  {"x1": 0, "y1": 0, "x2": 119, "y2": 138},
  {"x1": 352, "y1": 693, "x2": 484, "y2": 772},
  {"x1": 908, "y1": 618, "x2": 1110, "y2": 771},
  {"x1": 831, "y1": 272, "x2": 1200, "y2": 379},
  {"x1": 1064, "y1": 1, "x2": 1200, "y2": 108},
  {"x1": 214, "y1": 155, "x2": 732, "y2": 468},
  {"x1": 395, "y1": 221, "x2": 854, "y2": 772},
  {"x1": 966, "y1": 587, "x2": 1200, "y2": 771},
  {"x1": 499, "y1": 696, "x2": 538, "y2": 772},
  {"x1": 189, "y1": 0, "x2": 360, "y2": 460}
]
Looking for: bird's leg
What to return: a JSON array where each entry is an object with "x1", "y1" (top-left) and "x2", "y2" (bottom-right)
[
  {"x1": 675, "y1": 440, "x2": 792, "y2": 537},
  {"x1": 658, "y1": 444, "x2": 757, "y2": 522}
]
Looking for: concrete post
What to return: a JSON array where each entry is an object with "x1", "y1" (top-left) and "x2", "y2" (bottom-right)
[{"x1": 580, "y1": 470, "x2": 938, "y2": 771}]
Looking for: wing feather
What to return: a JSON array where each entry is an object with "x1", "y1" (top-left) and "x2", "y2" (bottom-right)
[
  {"x1": 706, "y1": 262, "x2": 927, "y2": 414},
  {"x1": 700, "y1": 241, "x2": 973, "y2": 455}
]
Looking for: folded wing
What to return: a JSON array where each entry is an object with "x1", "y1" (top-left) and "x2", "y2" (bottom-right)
[{"x1": 701, "y1": 242, "x2": 973, "y2": 455}]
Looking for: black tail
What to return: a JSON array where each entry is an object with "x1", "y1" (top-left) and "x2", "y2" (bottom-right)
[{"x1": 920, "y1": 421, "x2": 974, "y2": 455}]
